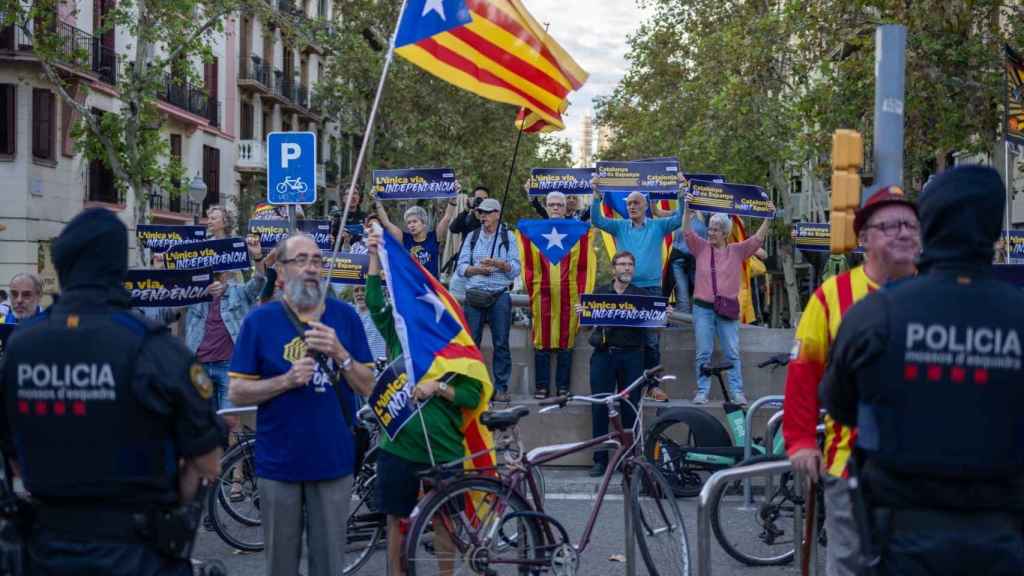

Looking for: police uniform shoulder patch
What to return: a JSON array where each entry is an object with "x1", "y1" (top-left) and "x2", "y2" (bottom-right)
[{"x1": 190, "y1": 363, "x2": 213, "y2": 400}]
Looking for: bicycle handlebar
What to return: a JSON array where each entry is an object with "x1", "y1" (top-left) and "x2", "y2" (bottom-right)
[
  {"x1": 537, "y1": 366, "x2": 672, "y2": 414},
  {"x1": 756, "y1": 353, "x2": 791, "y2": 369}
]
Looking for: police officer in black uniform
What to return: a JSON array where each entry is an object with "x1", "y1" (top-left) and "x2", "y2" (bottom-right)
[
  {"x1": 822, "y1": 165, "x2": 1024, "y2": 575},
  {"x1": 0, "y1": 208, "x2": 225, "y2": 575}
]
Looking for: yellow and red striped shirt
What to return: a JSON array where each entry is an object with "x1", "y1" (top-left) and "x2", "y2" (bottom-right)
[{"x1": 783, "y1": 265, "x2": 877, "y2": 477}]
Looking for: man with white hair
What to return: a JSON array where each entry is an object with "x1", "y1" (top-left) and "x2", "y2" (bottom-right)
[
  {"x1": 228, "y1": 233, "x2": 375, "y2": 576},
  {"x1": 591, "y1": 183, "x2": 681, "y2": 382},
  {"x1": 1, "y1": 272, "x2": 43, "y2": 324}
]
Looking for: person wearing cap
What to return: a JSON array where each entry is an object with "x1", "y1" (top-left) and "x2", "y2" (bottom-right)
[
  {"x1": 822, "y1": 166, "x2": 1024, "y2": 574},
  {"x1": 456, "y1": 197, "x2": 520, "y2": 403},
  {"x1": 782, "y1": 185, "x2": 920, "y2": 576},
  {"x1": 0, "y1": 208, "x2": 224, "y2": 575}
]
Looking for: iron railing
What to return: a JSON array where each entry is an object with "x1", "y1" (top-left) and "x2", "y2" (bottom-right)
[
  {"x1": 160, "y1": 74, "x2": 220, "y2": 125},
  {"x1": 238, "y1": 54, "x2": 270, "y2": 88},
  {"x1": 1, "y1": 22, "x2": 118, "y2": 85}
]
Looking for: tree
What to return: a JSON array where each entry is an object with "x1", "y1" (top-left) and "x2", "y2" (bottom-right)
[{"x1": 597, "y1": 0, "x2": 1024, "y2": 326}]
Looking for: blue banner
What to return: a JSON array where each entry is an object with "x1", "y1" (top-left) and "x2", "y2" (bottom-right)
[
  {"x1": 792, "y1": 222, "x2": 864, "y2": 254},
  {"x1": 1005, "y1": 230, "x2": 1024, "y2": 263},
  {"x1": 123, "y1": 268, "x2": 213, "y2": 307},
  {"x1": 248, "y1": 220, "x2": 332, "y2": 250},
  {"x1": 165, "y1": 237, "x2": 251, "y2": 272},
  {"x1": 322, "y1": 253, "x2": 370, "y2": 286},
  {"x1": 368, "y1": 357, "x2": 431, "y2": 441},
  {"x1": 688, "y1": 180, "x2": 775, "y2": 219},
  {"x1": 517, "y1": 219, "x2": 590, "y2": 264},
  {"x1": 596, "y1": 159, "x2": 680, "y2": 200},
  {"x1": 993, "y1": 264, "x2": 1024, "y2": 287},
  {"x1": 579, "y1": 293, "x2": 669, "y2": 328},
  {"x1": 137, "y1": 225, "x2": 207, "y2": 251},
  {"x1": 372, "y1": 168, "x2": 458, "y2": 200},
  {"x1": 527, "y1": 168, "x2": 595, "y2": 196},
  {"x1": 682, "y1": 173, "x2": 725, "y2": 184}
]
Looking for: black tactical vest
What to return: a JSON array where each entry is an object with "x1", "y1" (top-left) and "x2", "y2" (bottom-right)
[
  {"x1": 856, "y1": 274, "x2": 1024, "y2": 479},
  {"x1": 4, "y1": 307, "x2": 178, "y2": 506}
]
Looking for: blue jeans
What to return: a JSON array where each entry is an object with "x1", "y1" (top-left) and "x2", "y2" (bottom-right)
[
  {"x1": 465, "y1": 292, "x2": 512, "y2": 392},
  {"x1": 589, "y1": 348, "x2": 643, "y2": 466},
  {"x1": 534, "y1": 348, "x2": 572, "y2": 393},
  {"x1": 671, "y1": 256, "x2": 694, "y2": 313},
  {"x1": 693, "y1": 305, "x2": 743, "y2": 395},
  {"x1": 638, "y1": 286, "x2": 661, "y2": 369},
  {"x1": 203, "y1": 360, "x2": 235, "y2": 411}
]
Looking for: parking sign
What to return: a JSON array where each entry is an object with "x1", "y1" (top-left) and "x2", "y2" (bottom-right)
[{"x1": 267, "y1": 132, "x2": 317, "y2": 205}]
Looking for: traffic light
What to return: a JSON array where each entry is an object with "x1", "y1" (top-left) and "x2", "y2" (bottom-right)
[{"x1": 830, "y1": 130, "x2": 863, "y2": 254}]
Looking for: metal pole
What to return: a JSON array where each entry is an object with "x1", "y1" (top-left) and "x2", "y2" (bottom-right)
[
  {"x1": 742, "y1": 395, "x2": 784, "y2": 506},
  {"x1": 489, "y1": 121, "x2": 526, "y2": 259},
  {"x1": 623, "y1": 475, "x2": 636, "y2": 576},
  {"x1": 1005, "y1": 140, "x2": 1013, "y2": 256},
  {"x1": 287, "y1": 205, "x2": 297, "y2": 234},
  {"x1": 319, "y1": 0, "x2": 410, "y2": 306},
  {"x1": 869, "y1": 25, "x2": 907, "y2": 200}
]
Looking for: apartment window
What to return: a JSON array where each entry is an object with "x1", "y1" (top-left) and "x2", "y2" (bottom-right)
[
  {"x1": 88, "y1": 109, "x2": 118, "y2": 202},
  {"x1": 0, "y1": 84, "x2": 15, "y2": 157},
  {"x1": 202, "y1": 145, "x2": 220, "y2": 212},
  {"x1": 32, "y1": 88, "x2": 55, "y2": 162},
  {"x1": 241, "y1": 101, "x2": 254, "y2": 140}
]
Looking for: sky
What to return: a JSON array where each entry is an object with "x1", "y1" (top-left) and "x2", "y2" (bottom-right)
[{"x1": 524, "y1": 0, "x2": 654, "y2": 161}]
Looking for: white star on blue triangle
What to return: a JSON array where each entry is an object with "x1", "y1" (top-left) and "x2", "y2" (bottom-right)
[{"x1": 395, "y1": 0, "x2": 472, "y2": 48}]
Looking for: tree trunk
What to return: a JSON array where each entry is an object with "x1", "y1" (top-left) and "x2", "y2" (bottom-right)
[{"x1": 770, "y1": 162, "x2": 803, "y2": 328}]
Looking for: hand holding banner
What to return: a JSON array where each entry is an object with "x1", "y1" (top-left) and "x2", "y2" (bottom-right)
[
  {"x1": 579, "y1": 293, "x2": 669, "y2": 328},
  {"x1": 596, "y1": 159, "x2": 680, "y2": 201},
  {"x1": 527, "y1": 168, "x2": 595, "y2": 196},
  {"x1": 687, "y1": 180, "x2": 775, "y2": 219},
  {"x1": 137, "y1": 225, "x2": 207, "y2": 250},
  {"x1": 248, "y1": 220, "x2": 332, "y2": 251},
  {"x1": 165, "y1": 238, "x2": 251, "y2": 272},
  {"x1": 368, "y1": 357, "x2": 428, "y2": 441},
  {"x1": 372, "y1": 168, "x2": 458, "y2": 200},
  {"x1": 123, "y1": 269, "x2": 213, "y2": 307}
]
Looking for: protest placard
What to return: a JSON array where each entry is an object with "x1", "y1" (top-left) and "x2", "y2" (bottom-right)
[
  {"x1": 137, "y1": 225, "x2": 206, "y2": 250},
  {"x1": 248, "y1": 220, "x2": 332, "y2": 250},
  {"x1": 579, "y1": 293, "x2": 669, "y2": 328},
  {"x1": 165, "y1": 238, "x2": 250, "y2": 272},
  {"x1": 596, "y1": 159, "x2": 680, "y2": 200},
  {"x1": 322, "y1": 253, "x2": 370, "y2": 286},
  {"x1": 1005, "y1": 230, "x2": 1024, "y2": 263},
  {"x1": 687, "y1": 180, "x2": 775, "y2": 219},
  {"x1": 368, "y1": 357, "x2": 433, "y2": 441},
  {"x1": 123, "y1": 269, "x2": 213, "y2": 307},
  {"x1": 372, "y1": 168, "x2": 458, "y2": 200},
  {"x1": 527, "y1": 168, "x2": 595, "y2": 196}
]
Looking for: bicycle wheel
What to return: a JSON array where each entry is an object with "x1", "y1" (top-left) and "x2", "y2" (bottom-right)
[
  {"x1": 208, "y1": 441, "x2": 264, "y2": 552},
  {"x1": 710, "y1": 454, "x2": 795, "y2": 566},
  {"x1": 404, "y1": 477, "x2": 545, "y2": 576},
  {"x1": 645, "y1": 413, "x2": 721, "y2": 497},
  {"x1": 630, "y1": 462, "x2": 691, "y2": 576},
  {"x1": 343, "y1": 447, "x2": 385, "y2": 575}
]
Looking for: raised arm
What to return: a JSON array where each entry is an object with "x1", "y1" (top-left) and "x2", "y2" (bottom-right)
[
  {"x1": 436, "y1": 197, "x2": 457, "y2": 238},
  {"x1": 374, "y1": 201, "x2": 404, "y2": 242},
  {"x1": 753, "y1": 202, "x2": 776, "y2": 243}
]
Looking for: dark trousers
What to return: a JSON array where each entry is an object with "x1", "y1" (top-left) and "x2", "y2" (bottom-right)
[
  {"x1": 28, "y1": 526, "x2": 192, "y2": 576},
  {"x1": 534, "y1": 348, "x2": 572, "y2": 393},
  {"x1": 589, "y1": 348, "x2": 643, "y2": 466},
  {"x1": 877, "y1": 509, "x2": 1024, "y2": 576},
  {"x1": 637, "y1": 286, "x2": 661, "y2": 369}
]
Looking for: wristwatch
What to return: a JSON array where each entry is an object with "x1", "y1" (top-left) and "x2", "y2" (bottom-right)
[
  {"x1": 438, "y1": 380, "x2": 449, "y2": 393},
  {"x1": 339, "y1": 355, "x2": 354, "y2": 371}
]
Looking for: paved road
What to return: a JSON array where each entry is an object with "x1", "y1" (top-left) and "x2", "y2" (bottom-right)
[{"x1": 193, "y1": 489, "x2": 821, "y2": 575}]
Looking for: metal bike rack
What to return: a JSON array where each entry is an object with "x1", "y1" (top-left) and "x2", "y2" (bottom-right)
[
  {"x1": 696, "y1": 458, "x2": 793, "y2": 576},
  {"x1": 742, "y1": 395, "x2": 784, "y2": 505}
]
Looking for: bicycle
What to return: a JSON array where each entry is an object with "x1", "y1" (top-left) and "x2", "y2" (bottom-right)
[
  {"x1": 275, "y1": 176, "x2": 309, "y2": 198},
  {"x1": 401, "y1": 365, "x2": 691, "y2": 576},
  {"x1": 645, "y1": 354, "x2": 790, "y2": 497}
]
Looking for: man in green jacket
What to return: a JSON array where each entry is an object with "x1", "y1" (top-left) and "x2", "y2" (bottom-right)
[{"x1": 364, "y1": 227, "x2": 485, "y2": 576}]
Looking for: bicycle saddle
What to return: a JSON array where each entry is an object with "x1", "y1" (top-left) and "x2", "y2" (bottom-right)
[
  {"x1": 700, "y1": 362, "x2": 734, "y2": 377},
  {"x1": 480, "y1": 405, "x2": 530, "y2": 431}
]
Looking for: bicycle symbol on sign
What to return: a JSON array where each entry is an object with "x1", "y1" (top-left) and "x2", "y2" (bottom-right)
[{"x1": 275, "y1": 176, "x2": 309, "y2": 200}]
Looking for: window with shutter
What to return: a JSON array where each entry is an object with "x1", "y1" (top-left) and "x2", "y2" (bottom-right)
[
  {"x1": 32, "y1": 89, "x2": 54, "y2": 161},
  {"x1": 0, "y1": 84, "x2": 15, "y2": 157}
]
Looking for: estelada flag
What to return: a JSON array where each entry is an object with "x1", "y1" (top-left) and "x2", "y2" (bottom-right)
[
  {"x1": 393, "y1": 0, "x2": 588, "y2": 130},
  {"x1": 1006, "y1": 44, "x2": 1024, "y2": 145},
  {"x1": 376, "y1": 232, "x2": 494, "y2": 471},
  {"x1": 517, "y1": 219, "x2": 595, "y2": 349}
]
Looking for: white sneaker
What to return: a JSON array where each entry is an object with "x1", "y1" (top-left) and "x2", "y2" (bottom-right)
[
  {"x1": 731, "y1": 391, "x2": 749, "y2": 405},
  {"x1": 692, "y1": 391, "x2": 709, "y2": 404}
]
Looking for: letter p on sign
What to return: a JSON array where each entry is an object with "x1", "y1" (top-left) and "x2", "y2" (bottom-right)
[{"x1": 282, "y1": 143, "x2": 301, "y2": 168}]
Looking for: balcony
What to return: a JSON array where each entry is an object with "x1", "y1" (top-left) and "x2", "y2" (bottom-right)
[
  {"x1": 0, "y1": 21, "x2": 118, "y2": 86},
  {"x1": 266, "y1": 68, "x2": 291, "y2": 104},
  {"x1": 236, "y1": 139, "x2": 265, "y2": 172},
  {"x1": 238, "y1": 55, "x2": 270, "y2": 93},
  {"x1": 160, "y1": 75, "x2": 220, "y2": 126}
]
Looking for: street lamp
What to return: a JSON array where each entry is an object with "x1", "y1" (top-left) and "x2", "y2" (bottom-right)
[{"x1": 188, "y1": 174, "x2": 207, "y2": 225}]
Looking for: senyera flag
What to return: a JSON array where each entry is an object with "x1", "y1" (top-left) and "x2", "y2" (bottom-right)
[
  {"x1": 516, "y1": 106, "x2": 560, "y2": 133},
  {"x1": 394, "y1": 0, "x2": 588, "y2": 131},
  {"x1": 376, "y1": 232, "x2": 495, "y2": 471}
]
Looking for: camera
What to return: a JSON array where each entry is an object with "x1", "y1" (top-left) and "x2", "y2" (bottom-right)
[{"x1": 470, "y1": 196, "x2": 484, "y2": 209}]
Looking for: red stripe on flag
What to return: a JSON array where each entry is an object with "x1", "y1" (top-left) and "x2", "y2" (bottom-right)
[
  {"x1": 836, "y1": 273, "x2": 854, "y2": 316},
  {"x1": 558, "y1": 254, "x2": 571, "y2": 349},
  {"x1": 825, "y1": 420, "x2": 842, "y2": 467},
  {"x1": 538, "y1": 251, "x2": 552, "y2": 349},
  {"x1": 437, "y1": 342, "x2": 486, "y2": 362},
  {"x1": 447, "y1": 26, "x2": 569, "y2": 99},
  {"x1": 463, "y1": 0, "x2": 585, "y2": 89},
  {"x1": 464, "y1": 419, "x2": 496, "y2": 469},
  {"x1": 415, "y1": 37, "x2": 560, "y2": 119}
]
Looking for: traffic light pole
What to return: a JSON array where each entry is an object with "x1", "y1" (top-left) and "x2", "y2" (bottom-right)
[{"x1": 870, "y1": 25, "x2": 907, "y2": 200}]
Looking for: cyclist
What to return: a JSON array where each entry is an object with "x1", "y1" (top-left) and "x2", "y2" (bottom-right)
[
  {"x1": 823, "y1": 165, "x2": 1024, "y2": 575},
  {"x1": 783, "y1": 186, "x2": 919, "y2": 576}
]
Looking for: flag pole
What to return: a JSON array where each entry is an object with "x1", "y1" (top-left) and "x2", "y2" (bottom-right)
[
  {"x1": 489, "y1": 118, "x2": 527, "y2": 259},
  {"x1": 1005, "y1": 47, "x2": 1014, "y2": 260},
  {"x1": 320, "y1": 0, "x2": 410, "y2": 306}
]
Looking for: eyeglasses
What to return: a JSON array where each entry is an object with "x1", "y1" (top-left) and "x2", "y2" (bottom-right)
[
  {"x1": 280, "y1": 254, "x2": 324, "y2": 267},
  {"x1": 864, "y1": 220, "x2": 919, "y2": 238},
  {"x1": 546, "y1": 202, "x2": 566, "y2": 208}
]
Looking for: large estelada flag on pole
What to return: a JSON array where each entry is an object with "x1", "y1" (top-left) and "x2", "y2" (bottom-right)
[
  {"x1": 377, "y1": 232, "x2": 495, "y2": 471},
  {"x1": 394, "y1": 0, "x2": 588, "y2": 131},
  {"x1": 1007, "y1": 45, "x2": 1024, "y2": 145},
  {"x1": 517, "y1": 219, "x2": 595, "y2": 349}
]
